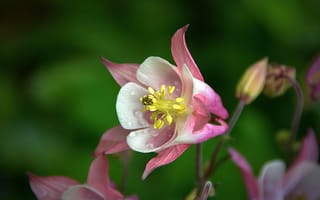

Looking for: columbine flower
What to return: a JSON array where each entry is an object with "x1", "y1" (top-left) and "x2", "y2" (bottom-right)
[
  {"x1": 229, "y1": 129, "x2": 320, "y2": 200},
  {"x1": 306, "y1": 55, "x2": 320, "y2": 101},
  {"x1": 28, "y1": 154, "x2": 138, "y2": 200},
  {"x1": 236, "y1": 58, "x2": 268, "y2": 104},
  {"x1": 96, "y1": 25, "x2": 229, "y2": 178}
]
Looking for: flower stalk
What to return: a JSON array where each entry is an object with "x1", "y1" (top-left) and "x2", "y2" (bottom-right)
[
  {"x1": 205, "y1": 99, "x2": 246, "y2": 179},
  {"x1": 285, "y1": 75, "x2": 304, "y2": 154}
]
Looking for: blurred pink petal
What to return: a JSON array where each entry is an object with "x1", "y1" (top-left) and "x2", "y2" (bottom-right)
[
  {"x1": 87, "y1": 155, "x2": 124, "y2": 199},
  {"x1": 101, "y1": 57, "x2": 139, "y2": 87},
  {"x1": 284, "y1": 162, "x2": 320, "y2": 200},
  {"x1": 171, "y1": 25, "x2": 204, "y2": 81},
  {"x1": 125, "y1": 195, "x2": 139, "y2": 200},
  {"x1": 94, "y1": 126, "x2": 130, "y2": 156},
  {"x1": 142, "y1": 144, "x2": 189, "y2": 179},
  {"x1": 306, "y1": 55, "x2": 320, "y2": 101},
  {"x1": 293, "y1": 128, "x2": 319, "y2": 166},
  {"x1": 28, "y1": 173, "x2": 79, "y2": 200},
  {"x1": 228, "y1": 148, "x2": 259, "y2": 200},
  {"x1": 62, "y1": 185, "x2": 105, "y2": 200},
  {"x1": 283, "y1": 161, "x2": 320, "y2": 198},
  {"x1": 231, "y1": 130, "x2": 320, "y2": 200}
]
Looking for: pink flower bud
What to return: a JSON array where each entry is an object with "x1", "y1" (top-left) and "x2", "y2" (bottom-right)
[{"x1": 264, "y1": 64, "x2": 296, "y2": 97}]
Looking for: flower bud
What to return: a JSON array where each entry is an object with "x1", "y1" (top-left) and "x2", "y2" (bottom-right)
[
  {"x1": 264, "y1": 64, "x2": 296, "y2": 98},
  {"x1": 236, "y1": 58, "x2": 268, "y2": 104},
  {"x1": 275, "y1": 129, "x2": 291, "y2": 147}
]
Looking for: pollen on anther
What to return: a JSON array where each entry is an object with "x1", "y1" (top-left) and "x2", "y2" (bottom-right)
[
  {"x1": 148, "y1": 87, "x2": 155, "y2": 94},
  {"x1": 168, "y1": 86, "x2": 175, "y2": 95},
  {"x1": 175, "y1": 97, "x2": 184, "y2": 103}
]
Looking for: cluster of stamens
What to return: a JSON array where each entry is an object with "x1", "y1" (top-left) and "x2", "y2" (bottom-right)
[{"x1": 140, "y1": 84, "x2": 186, "y2": 129}]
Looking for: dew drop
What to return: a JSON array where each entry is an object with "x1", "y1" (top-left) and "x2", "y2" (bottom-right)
[
  {"x1": 134, "y1": 110, "x2": 148, "y2": 126},
  {"x1": 146, "y1": 143, "x2": 154, "y2": 149},
  {"x1": 130, "y1": 132, "x2": 136, "y2": 137},
  {"x1": 126, "y1": 121, "x2": 132, "y2": 127}
]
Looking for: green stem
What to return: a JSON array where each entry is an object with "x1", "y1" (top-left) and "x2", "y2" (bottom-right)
[
  {"x1": 285, "y1": 75, "x2": 304, "y2": 153},
  {"x1": 204, "y1": 100, "x2": 246, "y2": 179}
]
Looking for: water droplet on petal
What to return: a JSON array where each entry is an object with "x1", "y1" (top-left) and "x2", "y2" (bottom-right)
[
  {"x1": 146, "y1": 143, "x2": 154, "y2": 149},
  {"x1": 134, "y1": 110, "x2": 148, "y2": 126},
  {"x1": 126, "y1": 121, "x2": 132, "y2": 127},
  {"x1": 130, "y1": 132, "x2": 136, "y2": 137}
]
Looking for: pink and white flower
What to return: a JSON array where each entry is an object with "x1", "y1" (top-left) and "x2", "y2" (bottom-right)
[
  {"x1": 229, "y1": 129, "x2": 320, "y2": 200},
  {"x1": 96, "y1": 25, "x2": 229, "y2": 178},
  {"x1": 28, "y1": 154, "x2": 138, "y2": 200}
]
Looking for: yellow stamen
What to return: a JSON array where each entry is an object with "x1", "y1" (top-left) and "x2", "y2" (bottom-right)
[{"x1": 140, "y1": 84, "x2": 186, "y2": 129}]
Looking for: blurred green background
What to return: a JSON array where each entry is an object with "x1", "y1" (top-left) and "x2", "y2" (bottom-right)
[{"x1": 1, "y1": 0, "x2": 320, "y2": 199}]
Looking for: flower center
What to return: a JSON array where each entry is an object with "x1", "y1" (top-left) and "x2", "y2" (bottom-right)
[
  {"x1": 286, "y1": 193, "x2": 307, "y2": 200},
  {"x1": 140, "y1": 84, "x2": 186, "y2": 129}
]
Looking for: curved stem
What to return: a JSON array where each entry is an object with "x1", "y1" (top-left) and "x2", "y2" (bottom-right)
[
  {"x1": 285, "y1": 75, "x2": 304, "y2": 152},
  {"x1": 204, "y1": 100, "x2": 246, "y2": 179}
]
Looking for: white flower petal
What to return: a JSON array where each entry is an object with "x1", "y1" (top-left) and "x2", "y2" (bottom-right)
[
  {"x1": 137, "y1": 57, "x2": 183, "y2": 97},
  {"x1": 258, "y1": 160, "x2": 285, "y2": 200},
  {"x1": 116, "y1": 82, "x2": 149, "y2": 129},
  {"x1": 127, "y1": 126, "x2": 176, "y2": 153}
]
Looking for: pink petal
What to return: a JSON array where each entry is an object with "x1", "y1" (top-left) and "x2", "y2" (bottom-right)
[
  {"x1": 175, "y1": 118, "x2": 228, "y2": 144},
  {"x1": 126, "y1": 126, "x2": 176, "y2": 153},
  {"x1": 116, "y1": 82, "x2": 149, "y2": 129},
  {"x1": 87, "y1": 155, "x2": 123, "y2": 199},
  {"x1": 193, "y1": 79, "x2": 229, "y2": 119},
  {"x1": 94, "y1": 126, "x2": 131, "y2": 156},
  {"x1": 171, "y1": 25, "x2": 204, "y2": 81},
  {"x1": 125, "y1": 195, "x2": 139, "y2": 200},
  {"x1": 136, "y1": 57, "x2": 183, "y2": 97},
  {"x1": 284, "y1": 163, "x2": 320, "y2": 200},
  {"x1": 28, "y1": 172, "x2": 79, "y2": 200},
  {"x1": 306, "y1": 55, "x2": 320, "y2": 101},
  {"x1": 283, "y1": 162, "x2": 320, "y2": 198},
  {"x1": 228, "y1": 148, "x2": 260, "y2": 200},
  {"x1": 258, "y1": 160, "x2": 285, "y2": 200},
  {"x1": 190, "y1": 95, "x2": 211, "y2": 131},
  {"x1": 290, "y1": 129, "x2": 319, "y2": 171},
  {"x1": 100, "y1": 57, "x2": 140, "y2": 87},
  {"x1": 306, "y1": 55, "x2": 320, "y2": 86},
  {"x1": 142, "y1": 144, "x2": 190, "y2": 179},
  {"x1": 62, "y1": 185, "x2": 105, "y2": 200}
]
